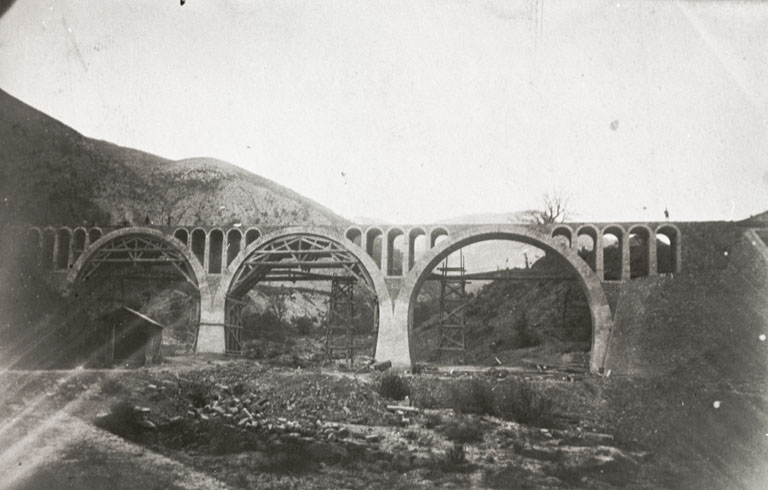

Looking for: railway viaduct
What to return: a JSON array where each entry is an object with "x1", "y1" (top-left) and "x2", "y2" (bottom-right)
[{"x1": 21, "y1": 219, "x2": 767, "y2": 375}]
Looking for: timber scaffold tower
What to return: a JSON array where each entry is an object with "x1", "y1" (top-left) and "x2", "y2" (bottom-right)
[
  {"x1": 324, "y1": 276, "x2": 356, "y2": 365},
  {"x1": 438, "y1": 251, "x2": 469, "y2": 363}
]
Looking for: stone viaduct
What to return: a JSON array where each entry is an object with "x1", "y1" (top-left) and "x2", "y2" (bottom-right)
[{"x1": 24, "y1": 221, "x2": 686, "y2": 373}]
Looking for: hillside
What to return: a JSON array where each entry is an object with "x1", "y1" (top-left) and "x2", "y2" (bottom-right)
[
  {"x1": 412, "y1": 253, "x2": 591, "y2": 366},
  {"x1": 0, "y1": 88, "x2": 347, "y2": 227}
]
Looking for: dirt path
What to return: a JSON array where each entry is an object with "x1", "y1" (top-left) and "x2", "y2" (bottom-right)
[{"x1": 1, "y1": 407, "x2": 233, "y2": 490}]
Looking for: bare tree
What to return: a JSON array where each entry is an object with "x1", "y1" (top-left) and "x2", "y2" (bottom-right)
[{"x1": 524, "y1": 190, "x2": 572, "y2": 224}]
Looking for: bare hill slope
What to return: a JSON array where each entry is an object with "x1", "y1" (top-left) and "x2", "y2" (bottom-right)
[{"x1": 0, "y1": 88, "x2": 347, "y2": 227}]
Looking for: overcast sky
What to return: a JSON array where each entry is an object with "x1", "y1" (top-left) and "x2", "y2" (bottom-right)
[{"x1": 1, "y1": 1, "x2": 766, "y2": 224}]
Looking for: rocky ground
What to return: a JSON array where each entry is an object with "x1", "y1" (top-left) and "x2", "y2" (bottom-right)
[{"x1": 0, "y1": 356, "x2": 765, "y2": 489}]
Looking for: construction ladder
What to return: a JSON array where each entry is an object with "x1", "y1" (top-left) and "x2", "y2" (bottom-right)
[
  {"x1": 438, "y1": 251, "x2": 468, "y2": 363},
  {"x1": 324, "y1": 276, "x2": 356, "y2": 365}
]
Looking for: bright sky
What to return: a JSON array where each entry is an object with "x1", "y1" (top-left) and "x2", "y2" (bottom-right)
[{"x1": 1, "y1": 1, "x2": 766, "y2": 224}]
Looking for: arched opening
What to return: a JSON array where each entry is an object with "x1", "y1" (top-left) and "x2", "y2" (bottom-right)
[
  {"x1": 222, "y1": 232, "x2": 382, "y2": 362},
  {"x1": 174, "y1": 228, "x2": 189, "y2": 246},
  {"x1": 430, "y1": 227, "x2": 449, "y2": 248},
  {"x1": 576, "y1": 226, "x2": 597, "y2": 272},
  {"x1": 408, "y1": 227, "x2": 427, "y2": 272},
  {"x1": 345, "y1": 227, "x2": 363, "y2": 247},
  {"x1": 72, "y1": 228, "x2": 88, "y2": 264},
  {"x1": 245, "y1": 228, "x2": 261, "y2": 247},
  {"x1": 552, "y1": 226, "x2": 573, "y2": 248},
  {"x1": 64, "y1": 229, "x2": 204, "y2": 366},
  {"x1": 602, "y1": 226, "x2": 624, "y2": 281},
  {"x1": 656, "y1": 225, "x2": 680, "y2": 274},
  {"x1": 387, "y1": 228, "x2": 406, "y2": 276},
  {"x1": 89, "y1": 228, "x2": 103, "y2": 245},
  {"x1": 191, "y1": 229, "x2": 206, "y2": 267},
  {"x1": 42, "y1": 229, "x2": 55, "y2": 270},
  {"x1": 366, "y1": 227, "x2": 383, "y2": 269},
  {"x1": 226, "y1": 229, "x2": 242, "y2": 266},
  {"x1": 410, "y1": 239, "x2": 588, "y2": 366},
  {"x1": 629, "y1": 226, "x2": 651, "y2": 278},
  {"x1": 208, "y1": 229, "x2": 224, "y2": 274},
  {"x1": 55, "y1": 228, "x2": 72, "y2": 270},
  {"x1": 403, "y1": 226, "x2": 611, "y2": 373}
]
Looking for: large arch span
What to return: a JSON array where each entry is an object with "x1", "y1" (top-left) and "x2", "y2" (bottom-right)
[
  {"x1": 62, "y1": 227, "x2": 213, "y2": 357},
  {"x1": 206, "y1": 227, "x2": 394, "y2": 354},
  {"x1": 390, "y1": 225, "x2": 614, "y2": 373}
]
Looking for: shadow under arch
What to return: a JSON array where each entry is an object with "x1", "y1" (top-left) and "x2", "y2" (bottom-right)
[
  {"x1": 213, "y1": 227, "x2": 393, "y2": 353},
  {"x1": 397, "y1": 225, "x2": 614, "y2": 373}
]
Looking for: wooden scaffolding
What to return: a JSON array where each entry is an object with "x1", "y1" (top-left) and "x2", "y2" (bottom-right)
[
  {"x1": 324, "y1": 276, "x2": 356, "y2": 365},
  {"x1": 438, "y1": 252, "x2": 469, "y2": 363}
]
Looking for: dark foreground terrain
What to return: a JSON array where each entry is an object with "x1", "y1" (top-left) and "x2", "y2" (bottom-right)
[{"x1": 1, "y1": 356, "x2": 766, "y2": 490}]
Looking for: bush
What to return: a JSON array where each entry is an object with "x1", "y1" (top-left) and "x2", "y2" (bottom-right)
[
  {"x1": 241, "y1": 311, "x2": 287, "y2": 343},
  {"x1": 441, "y1": 416, "x2": 485, "y2": 444},
  {"x1": 100, "y1": 377, "x2": 125, "y2": 395},
  {"x1": 443, "y1": 443, "x2": 466, "y2": 466},
  {"x1": 378, "y1": 373, "x2": 410, "y2": 400},
  {"x1": 449, "y1": 378, "x2": 495, "y2": 415},
  {"x1": 95, "y1": 400, "x2": 143, "y2": 438},
  {"x1": 422, "y1": 413, "x2": 443, "y2": 429},
  {"x1": 437, "y1": 443, "x2": 476, "y2": 473},
  {"x1": 182, "y1": 381, "x2": 211, "y2": 408},
  {"x1": 261, "y1": 442, "x2": 315, "y2": 473},
  {"x1": 498, "y1": 382, "x2": 557, "y2": 428},
  {"x1": 293, "y1": 316, "x2": 314, "y2": 335}
]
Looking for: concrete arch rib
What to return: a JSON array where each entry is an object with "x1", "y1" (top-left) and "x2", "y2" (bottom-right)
[
  {"x1": 211, "y1": 227, "x2": 394, "y2": 354},
  {"x1": 394, "y1": 225, "x2": 614, "y2": 373},
  {"x1": 66, "y1": 227, "x2": 209, "y2": 292}
]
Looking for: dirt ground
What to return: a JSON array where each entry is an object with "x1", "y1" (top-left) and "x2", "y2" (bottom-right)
[{"x1": 1, "y1": 356, "x2": 766, "y2": 490}]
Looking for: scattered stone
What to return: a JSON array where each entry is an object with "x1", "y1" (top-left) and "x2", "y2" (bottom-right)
[
  {"x1": 386, "y1": 405, "x2": 419, "y2": 414},
  {"x1": 372, "y1": 360, "x2": 392, "y2": 371}
]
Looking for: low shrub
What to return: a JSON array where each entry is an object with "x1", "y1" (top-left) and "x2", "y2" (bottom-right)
[
  {"x1": 498, "y1": 382, "x2": 557, "y2": 428},
  {"x1": 443, "y1": 443, "x2": 466, "y2": 467},
  {"x1": 261, "y1": 442, "x2": 316, "y2": 473},
  {"x1": 95, "y1": 400, "x2": 143, "y2": 438},
  {"x1": 183, "y1": 382, "x2": 211, "y2": 408},
  {"x1": 293, "y1": 316, "x2": 314, "y2": 335},
  {"x1": 422, "y1": 412, "x2": 443, "y2": 429},
  {"x1": 441, "y1": 416, "x2": 485, "y2": 444},
  {"x1": 378, "y1": 373, "x2": 410, "y2": 400},
  {"x1": 100, "y1": 377, "x2": 125, "y2": 395},
  {"x1": 449, "y1": 378, "x2": 495, "y2": 415}
]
